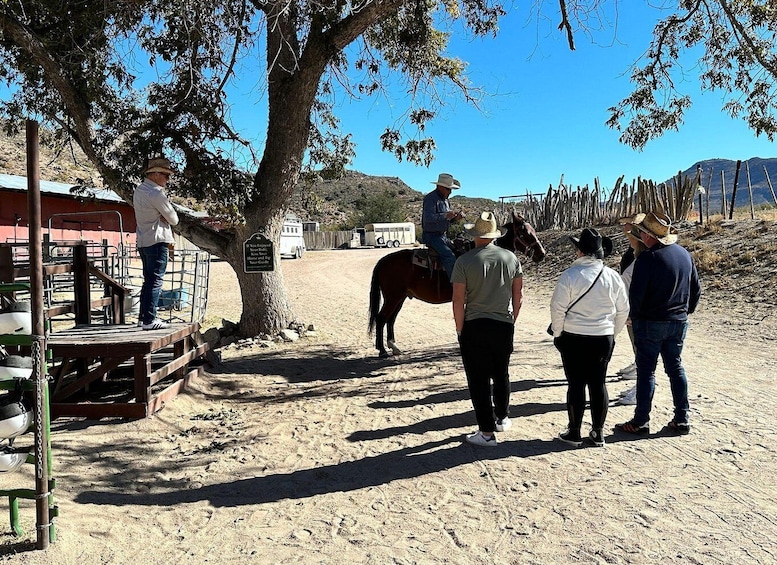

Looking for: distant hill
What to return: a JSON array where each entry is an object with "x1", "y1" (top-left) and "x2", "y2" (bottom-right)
[
  {"x1": 287, "y1": 170, "x2": 502, "y2": 228},
  {"x1": 666, "y1": 157, "x2": 777, "y2": 209}
]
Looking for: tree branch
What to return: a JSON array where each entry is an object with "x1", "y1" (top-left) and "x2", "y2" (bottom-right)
[
  {"x1": 558, "y1": 0, "x2": 576, "y2": 51},
  {"x1": 718, "y1": 0, "x2": 777, "y2": 78},
  {"x1": 0, "y1": 11, "x2": 96, "y2": 162}
]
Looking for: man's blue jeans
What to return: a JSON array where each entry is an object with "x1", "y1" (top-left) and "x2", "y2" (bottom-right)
[
  {"x1": 632, "y1": 319, "x2": 690, "y2": 425},
  {"x1": 139, "y1": 243, "x2": 169, "y2": 325},
  {"x1": 422, "y1": 232, "x2": 456, "y2": 280}
]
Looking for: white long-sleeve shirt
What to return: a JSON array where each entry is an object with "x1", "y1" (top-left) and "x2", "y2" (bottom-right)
[
  {"x1": 550, "y1": 256, "x2": 629, "y2": 337},
  {"x1": 133, "y1": 178, "x2": 179, "y2": 248}
]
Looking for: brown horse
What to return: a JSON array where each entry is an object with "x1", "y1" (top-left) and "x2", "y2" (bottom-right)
[{"x1": 368, "y1": 213, "x2": 546, "y2": 358}]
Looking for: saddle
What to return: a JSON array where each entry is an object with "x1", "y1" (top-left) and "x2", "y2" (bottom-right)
[{"x1": 411, "y1": 236, "x2": 473, "y2": 273}]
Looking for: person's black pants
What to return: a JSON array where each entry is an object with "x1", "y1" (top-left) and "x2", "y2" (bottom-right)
[
  {"x1": 554, "y1": 332, "x2": 615, "y2": 432},
  {"x1": 459, "y1": 318, "x2": 514, "y2": 433}
]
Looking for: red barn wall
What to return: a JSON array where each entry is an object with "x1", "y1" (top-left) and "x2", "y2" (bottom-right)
[{"x1": 0, "y1": 190, "x2": 137, "y2": 251}]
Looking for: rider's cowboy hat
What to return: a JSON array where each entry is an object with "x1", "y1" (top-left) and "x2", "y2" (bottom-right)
[
  {"x1": 464, "y1": 212, "x2": 504, "y2": 239},
  {"x1": 633, "y1": 210, "x2": 678, "y2": 245},
  {"x1": 143, "y1": 156, "x2": 175, "y2": 176},
  {"x1": 570, "y1": 228, "x2": 613, "y2": 259},
  {"x1": 431, "y1": 173, "x2": 460, "y2": 189}
]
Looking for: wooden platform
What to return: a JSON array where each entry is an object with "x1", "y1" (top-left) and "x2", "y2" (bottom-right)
[{"x1": 47, "y1": 323, "x2": 210, "y2": 419}]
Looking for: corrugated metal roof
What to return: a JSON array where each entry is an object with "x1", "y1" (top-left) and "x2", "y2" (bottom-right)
[{"x1": 0, "y1": 173, "x2": 127, "y2": 204}]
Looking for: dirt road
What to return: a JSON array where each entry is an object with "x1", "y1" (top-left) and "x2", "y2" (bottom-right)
[{"x1": 2, "y1": 247, "x2": 775, "y2": 564}]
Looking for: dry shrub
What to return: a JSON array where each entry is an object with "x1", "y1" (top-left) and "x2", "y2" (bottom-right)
[
  {"x1": 738, "y1": 250, "x2": 756, "y2": 265},
  {"x1": 692, "y1": 245, "x2": 724, "y2": 272},
  {"x1": 758, "y1": 240, "x2": 777, "y2": 253}
]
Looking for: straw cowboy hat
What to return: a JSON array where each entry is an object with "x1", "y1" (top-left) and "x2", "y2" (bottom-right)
[
  {"x1": 634, "y1": 210, "x2": 678, "y2": 245},
  {"x1": 465, "y1": 212, "x2": 504, "y2": 239},
  {"x1": 626, "y1": 225, "x2": 643, "y2": 244},
  {"x1": 431, "y1": 173, "x2": 460, "y2": 189},
  {"x1": 143, "y1": 156, "x2": 175, "y2": 176},
  {"x1": 570, "y1": 228, "x2": 612, "y2": 259},
  {"x1": 619, "y1": 212, "x2": 646, "y2": 227}
]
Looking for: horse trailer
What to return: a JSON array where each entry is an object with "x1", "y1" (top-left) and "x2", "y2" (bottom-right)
[
  {"x1": 364, "y1": 222, "x2": 416, "y2": 248},
  {"x1": 280, "y1": 218, "x2": 306, "y2": 258}
]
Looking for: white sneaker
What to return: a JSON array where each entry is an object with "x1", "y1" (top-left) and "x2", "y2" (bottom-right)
[
  {"x1": 465, "y1": 431, "x2": 498, "y2": 447},
  {"x1": 495, "y1": 417, "x2": 512, "y2": 432},
  {"x1": 142, "y1": 319, "x2": 171, "y2": 330},
  {"x1": 617, "y1": 387, "x2": 637, "y2": 405}
]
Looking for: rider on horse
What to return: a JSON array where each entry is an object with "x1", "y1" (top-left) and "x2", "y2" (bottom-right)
[{"x1": 421, "y1": 173, "x2": 464, "y2": 280}]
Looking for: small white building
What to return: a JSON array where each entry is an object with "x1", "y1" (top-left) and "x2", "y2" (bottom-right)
[{"x1": 364, "y1": 222, "x2": 416, "y2": 248}]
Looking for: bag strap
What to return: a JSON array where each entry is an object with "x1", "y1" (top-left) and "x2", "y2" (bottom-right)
[{"x1": 565, "y1": 266, "x2": 604, "y2": 315}]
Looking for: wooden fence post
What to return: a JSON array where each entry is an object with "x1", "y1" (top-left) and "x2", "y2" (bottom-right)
[{"x1": 729, "y1": 159, "x2": 742, "y2": 219}]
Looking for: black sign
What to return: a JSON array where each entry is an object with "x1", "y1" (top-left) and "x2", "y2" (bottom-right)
[{"x1": 243, "y1": 232, "x2": 274, "y2": 273}]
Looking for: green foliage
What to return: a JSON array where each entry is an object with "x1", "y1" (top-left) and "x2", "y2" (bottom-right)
[
  {"x1": 352, "y1": 193, "x2": 410, "y2": 227},
  {"x1": 606, "y1": 0, "x2": 777, "y2": 149}
]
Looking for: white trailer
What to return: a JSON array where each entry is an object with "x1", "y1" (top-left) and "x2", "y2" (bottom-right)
[
  {"x1": 364, "y1": 222, "x2": 416, "y2": 248},
  {"x1": 280, "y1": 218, "x2": 306, "y2": 258}
]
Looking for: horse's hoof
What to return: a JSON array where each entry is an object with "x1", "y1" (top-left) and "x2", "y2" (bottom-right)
[{"x1": 378, "y1": 351, "x2": 390, "y2": 359}]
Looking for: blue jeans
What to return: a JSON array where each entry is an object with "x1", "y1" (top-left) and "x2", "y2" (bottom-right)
[
  {"x1": 139, "y1": 243, "x2": 169, "y2": 324},
  {"x1": 632, "y1": 319, "x2": 690, "y2": 425},
  {"x1": 422, "y1": 232, "x2": 455, "y2": 280}
]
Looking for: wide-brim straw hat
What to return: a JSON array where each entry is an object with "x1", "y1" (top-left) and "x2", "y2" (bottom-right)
[
  {"x1": 626, "y1": 225, "x2": 643, "y2": 243},
  {"x1": 464, "y1": 212, "x2": 504, "y2": 239},
  {"x1": 143, "y1": 156, "x2": 175, "y2": 176},
  {"x1": 619, "y1": 213, "x2": 646, "y2": 227},
  {"x1": 634, "y1": 210, "x2": 678, "y2": 245},
  {"x1": 431, "y1": 173, "x2": 460, "y2": 189}
]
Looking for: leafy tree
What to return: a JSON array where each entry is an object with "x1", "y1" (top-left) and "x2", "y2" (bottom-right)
[
  {"x1": 604, "y1": 0, "x2": 777, "y2": 148},
  {"x1": 353, "y1": 193, "x2": 409, "y2": 227},
  {"x1": 3, "y1": 1, "x2": 777, "y2": 335}
]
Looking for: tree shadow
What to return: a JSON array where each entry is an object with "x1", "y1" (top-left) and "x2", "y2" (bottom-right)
[
  {"x1": 73, "y1": 435, "x2": 583, "y2": 509},
  {"x1": 209, "y1": 344, "x2": 461, "y2": 384}
]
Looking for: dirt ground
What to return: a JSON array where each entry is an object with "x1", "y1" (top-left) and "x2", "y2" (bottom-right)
[{"x1": 1, "y1": 234, "x2": 776, "y2": 564}]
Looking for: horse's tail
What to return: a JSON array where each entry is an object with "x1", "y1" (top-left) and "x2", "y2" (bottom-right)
[{"x1": 368, "y1": 260, "x2": 382, "y2": 335}]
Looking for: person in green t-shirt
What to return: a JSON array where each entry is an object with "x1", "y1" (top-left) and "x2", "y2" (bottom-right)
[{"x1": 452, "y1": 211, "x2": 523, "y2": 447}]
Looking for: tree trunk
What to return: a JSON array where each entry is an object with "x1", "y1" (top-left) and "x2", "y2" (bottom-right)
[{"x1": 219, "y1": 207, "x2": 296, "y2": 336}]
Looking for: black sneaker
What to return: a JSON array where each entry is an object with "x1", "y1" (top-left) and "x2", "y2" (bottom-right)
[
  {"x1": 667, "y1": 421, "x2": 691, "y2": 435},
  {"x1": 588, "y1": 429, "x2": 605, "y2": 447},
  {"x1": 557, "y1": 428, "x2": 583, "y2": 447}
]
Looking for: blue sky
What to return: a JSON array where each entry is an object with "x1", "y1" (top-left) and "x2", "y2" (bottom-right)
[
  {"x1": 298, "y1": 3, "x2": 776, "y2": 202},
  {"x1": 3, "y1": 3, "x2": 773, "y2": 204}
]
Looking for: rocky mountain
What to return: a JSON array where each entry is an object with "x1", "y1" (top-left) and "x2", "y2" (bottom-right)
[{"x1": 668, "y1": 157, "x2": 777, "y2": 209}]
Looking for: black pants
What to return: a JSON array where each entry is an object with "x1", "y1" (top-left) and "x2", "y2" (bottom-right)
[
  {"x1": 459, "y1": 318, "x2": 514, "y2": 433},
  {"x1": 554, "y1": 332, "x2": 615, "y2": 432}
]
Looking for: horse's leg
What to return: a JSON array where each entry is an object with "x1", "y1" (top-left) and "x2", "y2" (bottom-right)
[
  {"x1": 386, "y1": 297, "x2": 406, "y2": 356},
  {"x1": 377, "y1": 296, "x2": 404, "y2": 358},
  {"x1": 375, "y1": 314, "x2": 389, "y2": 358}
]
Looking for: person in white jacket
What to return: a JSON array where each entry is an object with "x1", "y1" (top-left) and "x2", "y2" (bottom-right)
[
  {"x1": 133, "y1": 156, "x2": 179, "y2": 330},
  {"x1": 550, "y1": 228, "x2": 629, "y2": 447}
]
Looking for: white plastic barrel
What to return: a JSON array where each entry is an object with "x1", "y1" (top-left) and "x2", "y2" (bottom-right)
[{"x1": 0, "y1": 302, "x2": 32, "y2": 335}]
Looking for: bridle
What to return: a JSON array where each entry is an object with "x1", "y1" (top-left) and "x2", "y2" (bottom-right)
[{"x1": 511, "y1": 219, "x2": 543, "y2": 260}]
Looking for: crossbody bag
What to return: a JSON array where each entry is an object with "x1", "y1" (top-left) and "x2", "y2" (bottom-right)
[{"x1": 547, "y1": 266, "x2": 605, "y2": 335}]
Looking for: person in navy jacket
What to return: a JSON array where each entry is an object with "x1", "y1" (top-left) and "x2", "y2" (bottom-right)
[{"x1": 615, "y1": 211, "x2": 701, "y2": 436}]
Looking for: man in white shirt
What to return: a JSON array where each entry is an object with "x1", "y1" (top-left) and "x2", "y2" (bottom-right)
[{"x1": 133, "y1": 157, "x2": 179, "y2": 330}]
